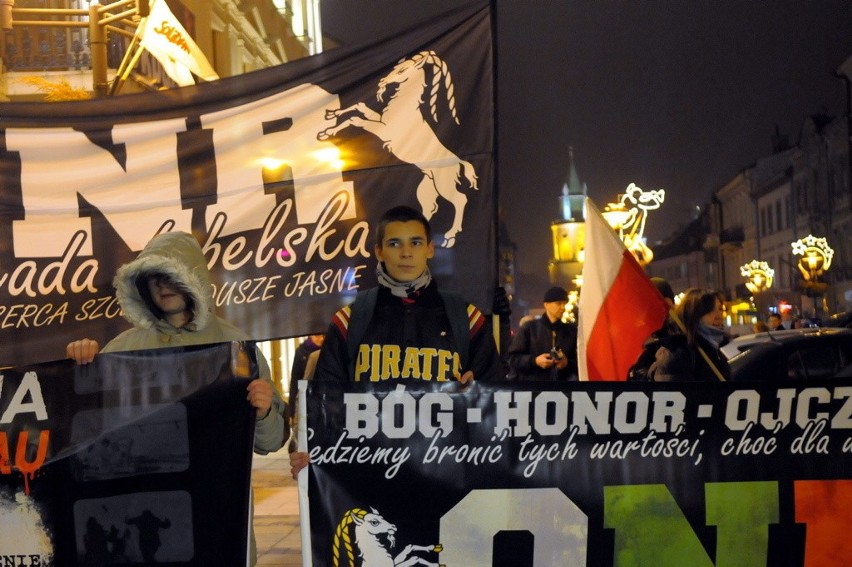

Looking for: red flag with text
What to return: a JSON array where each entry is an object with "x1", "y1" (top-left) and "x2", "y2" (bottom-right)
[{"x1": 577, "y1": 198, "x2": 668, "y2": 381}]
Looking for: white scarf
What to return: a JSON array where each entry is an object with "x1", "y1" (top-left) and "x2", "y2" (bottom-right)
[{"x1": 376, "y1": 262, "x2": 432, "y2": 298}]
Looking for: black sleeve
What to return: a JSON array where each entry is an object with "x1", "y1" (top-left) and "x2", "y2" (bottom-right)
[
  {"x1": 468, "y1": 318, "x2": 507, "y2": 381},
  {"x1": 506, "y1": 322, "x2": 537, "y2": 377},
  {"x1": 314, "y1": 320, "x2": 350, "y2": 382}
]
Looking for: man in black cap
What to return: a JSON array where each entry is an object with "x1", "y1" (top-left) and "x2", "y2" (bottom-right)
[{"x1": 507, "y1": 286, "x2": 578, "y2": 380}]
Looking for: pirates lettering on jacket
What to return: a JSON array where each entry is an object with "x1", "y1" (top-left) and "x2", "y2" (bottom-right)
[{"x1": 354, "y1": 344, "x2": 460, "y2": 382}]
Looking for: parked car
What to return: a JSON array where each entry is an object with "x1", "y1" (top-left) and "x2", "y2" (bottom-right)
[
  {"x1": 823, "y1": 311, "x2": 852, "y2": 328},
  {"x1": 721, "y1": 328, "x2": 826, "y2": 359},
  {"x1": 728, "y1": 328, "x2": 852, "y2": 382}
]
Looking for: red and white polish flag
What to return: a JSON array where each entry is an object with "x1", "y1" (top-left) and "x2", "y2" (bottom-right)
[{"x1": 577, "y1": 198, "x2": 669, "y2": 381}]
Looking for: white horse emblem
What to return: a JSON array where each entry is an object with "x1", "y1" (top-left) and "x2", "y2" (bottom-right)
[
  {"x1": 317, "y1": 50, "x2": 478, "y2": 248},
  {"x1": 333, "y1": 507, "x2": 444, "y2": 567}
]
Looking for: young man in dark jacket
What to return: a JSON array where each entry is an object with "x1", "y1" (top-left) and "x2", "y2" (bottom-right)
[
  {"x1": 314, "y1": 205, "x2": 501, "y2": 384},
  {"x1": 290, "y1": 205, "x2": 502, "y2": 476}
]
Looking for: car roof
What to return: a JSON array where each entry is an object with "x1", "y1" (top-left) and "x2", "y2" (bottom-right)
[
  {"x1": 824, "y1": 311, "x2": 852, "y2": 327},
  {"x1": 721, "y1": 327, "x2": 827, "y2": 359},
  {"x1": 729, "y1": 328, "x2": 852, "y2": 380}
]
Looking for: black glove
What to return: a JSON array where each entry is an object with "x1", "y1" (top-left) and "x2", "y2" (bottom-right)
[{"x1": 492, "y1": 286, "x2": 512, "y2": 318}]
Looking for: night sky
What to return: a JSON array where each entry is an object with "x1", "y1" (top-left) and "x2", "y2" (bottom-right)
[{"x1": 320, "y1": 0, "x2": 852, "y2": 307}]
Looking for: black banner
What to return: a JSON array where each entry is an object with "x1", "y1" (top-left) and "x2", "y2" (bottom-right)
[
  {"x1": 0, "y1": 2, "x2": 495, "y2": 368},
  {"x1": 0, "y1": 343, "x2": 255, "y2": 566},
  {"x1": 302, "y1": 380, "x2": 852, "y2": 566}
]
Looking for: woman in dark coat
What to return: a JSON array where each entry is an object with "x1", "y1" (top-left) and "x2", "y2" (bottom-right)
[{"x1": 649, "y1": 288, "x2": 730, "y2": 382}]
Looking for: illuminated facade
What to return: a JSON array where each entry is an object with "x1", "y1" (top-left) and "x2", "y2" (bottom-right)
[{"x1": 1, "y1": 0, "x2": 317, "y2": 100}]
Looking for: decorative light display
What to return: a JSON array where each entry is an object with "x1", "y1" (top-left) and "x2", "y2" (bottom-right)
[
  {"x1": 601, "y1": 183, "x2": 665, "y2": 266},
  {"x1": 563, "y1": 290, "x2": 580, "y2": 323},
  {"x1": 791, "y1": 235, "x2": 834, "y2": 282},
  {"x1": 740, "y1": 260, "x2": 774, "y2": 294}
]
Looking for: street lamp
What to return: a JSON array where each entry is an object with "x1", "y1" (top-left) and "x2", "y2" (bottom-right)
[
  {"x1": 601, "y1": 201, "x2": 633, "y2": 234},
  {"x1": 791, "y1": 235, "x2": 834, "y2": 283},
  {"x1": 740, "y1": 259, "x2": 774, "y2": 295},
  {"x1": 791, "y1": 234, "x2": 833, "y2": 315}
]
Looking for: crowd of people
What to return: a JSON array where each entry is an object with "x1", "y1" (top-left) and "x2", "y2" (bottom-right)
[{"x1": 65, "y1": 203, "x2": 794, "y2": 561}]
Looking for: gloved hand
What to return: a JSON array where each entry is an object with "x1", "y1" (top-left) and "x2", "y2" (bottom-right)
[{"x1": 492, "y1": 286, "x2": 512, "y2": 318}]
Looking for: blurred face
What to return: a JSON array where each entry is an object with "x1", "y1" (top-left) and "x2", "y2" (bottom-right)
[
  {"x1": 544, "y1": 300, "x2": 567, "y2": 323},
  {"x1": 310, "y1": 334, "x2": 325, "y2": 347},
  {"x1": 700, "y1": 298, "x2": 725, "y2": 329},
  {"x1": 147, "y1": 274, "x2": 189, "y2": 317},
  {"x1": 375, "y1": 220, "x2": 434, "y2": 282},
  {"x1": 768, "y1": 314, "x2": 781, "y2": 328}
]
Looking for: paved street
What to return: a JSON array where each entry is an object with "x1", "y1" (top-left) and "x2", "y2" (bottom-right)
[{"x1": 253, "y1": 448, "x2": 302, "y2": 566}]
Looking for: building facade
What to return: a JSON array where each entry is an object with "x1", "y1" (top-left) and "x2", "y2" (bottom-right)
[
  {"x1": 648, "y1": 109, "x2": 851, "y2": 322},
  {"x1": 1, "y1": 0, "x2": 317, "y2": 100}
]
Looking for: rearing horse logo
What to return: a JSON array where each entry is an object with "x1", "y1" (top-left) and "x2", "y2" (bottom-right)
[
  {"x1": 317, "y1": 50, "x2": 478, "y2": 248},
  {"x1": 332, "y1": 507, "x2": 444, "y2": 567}
]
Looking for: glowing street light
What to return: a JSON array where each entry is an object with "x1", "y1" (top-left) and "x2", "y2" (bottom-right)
[
  {"x1": 601, "y1": 201, "x2": 633, "y2": 233},
  {"x1": 791, "y1": 235, "x2": 834, "y2": 282},
  {"x1": 792, "y1": 235, "x2": 833, "y2": 316},
  {"x1": 740, "y1": 260, "x2": 774, "y2": 295}
]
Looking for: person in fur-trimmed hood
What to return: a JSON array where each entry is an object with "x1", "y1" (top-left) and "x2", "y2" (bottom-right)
[
  {"x1": 106, "y1": 229, "x2": 251, "y2": 351},
  {"x1": 66, "y1": 231, "x2": 287, "y2": 566}
]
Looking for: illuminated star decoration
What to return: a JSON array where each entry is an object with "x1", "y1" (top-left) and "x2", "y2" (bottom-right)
[
  {"x1": 739, "y1": 259, "x2": 774, "y2": 294},
  {"x1": 791, "y1": 235, "x2": 834, "y2": 281}
]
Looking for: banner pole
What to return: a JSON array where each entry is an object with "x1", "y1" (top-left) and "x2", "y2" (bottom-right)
[
  {"x1": 110, "y1": 35, "x2": 146, "y2": 95},
  {"x1": 670, "y1": 309, "x2": 726, "y2": 382}
]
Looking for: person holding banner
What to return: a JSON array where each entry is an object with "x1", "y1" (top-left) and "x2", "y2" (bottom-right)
[
  {"x1": 313, "y1": 205, "x2": 501, "y2": 384},
  {"x1": 647, "y1": 288, "x2": 731, "y2": 382},
  {"x1": 66, "y1": 231, "x2": 287, "y2": 566},
  {"x1": 290, "y1": 205, "x2": 502, "y2": 477}
]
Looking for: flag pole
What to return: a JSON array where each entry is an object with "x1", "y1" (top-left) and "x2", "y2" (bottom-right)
[{"x1": 109, "y1": 33, "x2": 145, "y2": 95}]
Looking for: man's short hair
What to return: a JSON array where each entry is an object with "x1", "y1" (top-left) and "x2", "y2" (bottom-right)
[{"x1": 375, "y1": 205, "x2": 432, "y2": 247}]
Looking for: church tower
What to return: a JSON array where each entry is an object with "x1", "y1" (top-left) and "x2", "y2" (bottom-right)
[
  {"x1": 549, "y1": 147, "x2": 587, "y2": 289},
  {"x1": 560, "y1": 146, "x2": 587, "y2": 222}
]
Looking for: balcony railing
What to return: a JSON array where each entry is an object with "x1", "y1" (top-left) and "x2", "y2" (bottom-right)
[{"x1": 3, "y1": 27, "x2": 91, "y2": 71}]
